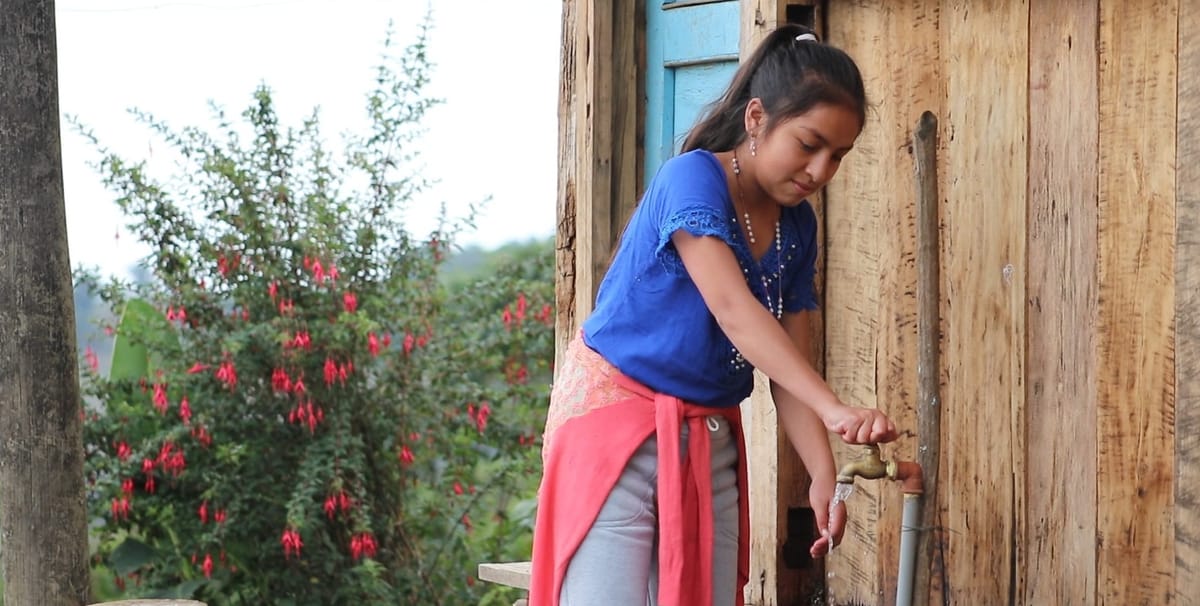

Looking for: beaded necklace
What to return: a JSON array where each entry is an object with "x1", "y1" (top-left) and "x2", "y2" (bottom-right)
[{"x1": 731, "y1": 151, "x2": 784, "y2": 319}]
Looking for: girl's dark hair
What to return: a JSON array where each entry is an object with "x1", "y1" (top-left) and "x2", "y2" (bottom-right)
[{"x1": 681, "y1": 24, "x2": 867, "y2": 153}]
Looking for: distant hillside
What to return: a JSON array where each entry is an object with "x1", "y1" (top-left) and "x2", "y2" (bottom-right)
[{"x1": 441, "y1": 236, "x2": 554, "y2": 287}]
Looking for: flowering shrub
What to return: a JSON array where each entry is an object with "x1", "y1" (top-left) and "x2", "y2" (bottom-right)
[{"x1": 75, "y1": 24, "x2": 551, "y2": 605}]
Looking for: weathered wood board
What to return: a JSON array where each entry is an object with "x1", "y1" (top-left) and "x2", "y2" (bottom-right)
[
  {"x1": 1097, "y1": 1, "x2": 1178, "y2": 604},
  {"x1": 1026, "y1": 2, "x2": 1100, "y2": 604}
]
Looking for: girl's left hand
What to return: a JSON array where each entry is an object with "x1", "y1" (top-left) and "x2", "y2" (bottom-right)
[{"x1": 809, "y1": 481, "x2": 846, "y2": 557}]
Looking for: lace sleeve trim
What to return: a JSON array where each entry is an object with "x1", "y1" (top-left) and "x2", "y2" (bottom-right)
[{"x1": 655, "y1": 206, "x2": 733, "y2": 274}]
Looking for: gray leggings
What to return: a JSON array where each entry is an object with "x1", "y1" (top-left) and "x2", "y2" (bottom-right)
[{"x1": 559, "y1": 416, "x2": 740, "y2": 606}]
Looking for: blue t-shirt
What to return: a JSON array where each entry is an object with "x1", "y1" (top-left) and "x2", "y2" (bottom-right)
[{"x1": 582, "y1": 149, "x2": 820, "y2": 408}]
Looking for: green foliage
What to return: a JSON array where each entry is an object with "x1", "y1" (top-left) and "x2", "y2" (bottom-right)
[{"x1": 74, "y1": 20, "x2": 550, "y2": 605}]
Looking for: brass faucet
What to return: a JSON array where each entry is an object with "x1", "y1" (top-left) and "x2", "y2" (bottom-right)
[
  {"x1": 836, "y1": 444, "x2": 925, "y2": 495},
  {"x1": 836, "y1": 444, "x2": 892, "y2": 484}
]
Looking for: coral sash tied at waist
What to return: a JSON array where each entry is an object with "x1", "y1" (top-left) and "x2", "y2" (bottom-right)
[{"x1": 530, "y1": 364, "x2": 749, "y2": 606}]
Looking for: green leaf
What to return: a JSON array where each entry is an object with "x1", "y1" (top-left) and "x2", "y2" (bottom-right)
[
  {"x1": 108, "y1": 298, "x2": 179, "y2": 380},
  {"x1": 109, "y1": 537, "x2": 157, "y2": 575}
]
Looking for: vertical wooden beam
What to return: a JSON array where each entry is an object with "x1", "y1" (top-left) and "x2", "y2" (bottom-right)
[
  {"x1": 1097, "y1": 1, "x2": 1178, "y2": 604},
  {"x1": 1026, "y1": 2, "x2": 1100, "y2": 604},
  {"x1": 824, "y1": 1, "x2": 942, "y2": 603},
  {"x1": 555, "y1": 0, "x2": 580, "y2": 370},
  {"x1": 739, "y1": 6, "x2": 801, "y2": 605},
  {"x1": 940, "y1": 1, "x2": 1028, "y2": 603},
  {"x1": 1177, "y1": 0, "x2": 1200, "y2": 602},
  {"x1": 554, "y1": 0, "x2": 641, "y2": 366}
]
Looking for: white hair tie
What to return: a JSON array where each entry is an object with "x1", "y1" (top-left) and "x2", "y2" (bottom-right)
[{"x1": 795, "y1": 33, "x2": 817, "y2": 42}]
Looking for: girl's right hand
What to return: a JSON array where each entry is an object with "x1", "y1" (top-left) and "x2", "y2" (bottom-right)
[{"x1": 823, "y1": 405, "x2": 897, "y2": 444}]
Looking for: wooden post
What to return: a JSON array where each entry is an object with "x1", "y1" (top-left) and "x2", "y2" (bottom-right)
[
  {"x1": 912, "y1": 111, "x2": 940, "y2": 606},
  {"x1": 0, "y1": 1, "x2": 91, "y2": 604},
  {"x1": 554, "y1": 0, "x2": 641, "y2": 368}
]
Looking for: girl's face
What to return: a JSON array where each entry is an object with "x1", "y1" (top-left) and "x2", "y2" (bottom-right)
[{"x1": 749, "y1": 101, "x2": 862, "y2": 206}]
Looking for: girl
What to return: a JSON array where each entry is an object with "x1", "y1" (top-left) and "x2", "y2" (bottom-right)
[{"x1": 530, "y1": 24, "x2": 897, "y2": 606}]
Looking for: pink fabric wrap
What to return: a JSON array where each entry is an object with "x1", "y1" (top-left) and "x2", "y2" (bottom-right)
[{"x1": 529, "y1": 338, "x2": 749, "y2": 606}]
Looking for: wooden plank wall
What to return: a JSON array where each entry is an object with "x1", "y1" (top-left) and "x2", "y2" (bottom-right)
[
  {"x1": 1097, "y1": 1, "x2": 1178, "y2": 604},
  {"x1": 824, "y1": 1, "x2": 940, "y2": 603},
  {"x1": 1177, "y1": 0, "x2": 1200, "y2": 602},
  {"x1": 818, "y1": 0, "x2": 1185, "y2": 604},
  {"x1": 1026, "y1": 2, "x2": 1099, "y2": 605}
]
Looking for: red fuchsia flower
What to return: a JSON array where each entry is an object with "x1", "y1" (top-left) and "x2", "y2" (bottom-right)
[
  {"x1": 281, "y1": 528, "x2": 303, "y2": 559},
  {"x1": 214, "y1": 509, "x2": 226, "y2": 524},
  {"x1": 338, "y1": 491, "x2": 352, "y2": 512},
  {"x1": 337, "y1": 361, "x2": 352, "y2": 384},
  {"x1": 290, "y1": 331, "x2": 312, "y2": 350},
  {"x1": 115, "y1": 440, "x2": 131, "y2": 462},
  {"x1": 179, "y1": 396, "x2": 192, "y2": 424},
  {"x1": 399, "y1": 445, "x2": 415, "y2": 467},
  {"x1": 403, "y1": 333, "x2": 415, "y2": 356},
  {"x1": 187, "y1": 362, "x2": 209, "y2": 374},
  {"x1": 312, "y1": 260, "x2": 325, "y2": 283},
  {"x1": 288, "y1": 401, "x2": 323, "y2": 433},
  {"x1": 215, "y1": 360, "x2": 238, "y2": 390},
  {"x1": 190, "y1": 424, "x2": 212, "y2": 448},
  {"x1": 269, "y1": 281, "x2": 278, "y2": 301},
  {"x1": 342, "y1": 291, "x2": 358, "y2": 314},
  {"x1": 198, "y1": 500, "x2": 209, "y2": 524},
  {"x1": 217, "y1": 254, "x2": 231, "y2": 277},
  {"x1": 502, "y1": 306, "x2": 513, "y2": 330},
  {"x1": 350, "y1": 532, "x2": 378, "y2": 561},
  {"x1": 152, "y1": 383, "x2": 169, "y2": 415},
  {"x1": 144, "y1": 475, "x2": 156, "y2": 494},
  {"x1": 166, "y1": 451, "x2": 186, "y2": 477},
  {"x1": 453, "y1": 482, "x2": 464, "y2": 496},
  {"x1": 382, "y1": 333, "x2": 392, "y2": 348},
  {"x1": 328, "y1": 263, "x2": 339, "y2": 282},
  {"x1": 121, "y1": 478, "x2": 134, "y2": 496},
  {"x1": 367, "y1": 332, "x2": 380, "y2": 357},
  {"x1": 303, "y1": 256, "x2": 312, "y2": 270},
  {"x1": 278, "y1": 298, "x2": 294, "y2": 315},
  {"x1": 323, "y1": 358, "x2": 337, "y2": 387},
  {"x1": 201, "y1": 553, "x2": 214, "y2": 579},
  {"x1": 271, "y1": 368, "x2": 292, "y2": 393},
  {"x1": 538, "y1": 303, "x2": 553, "y2": 326},
  {"x1": 516, "y1": 293, "x2": 527, "y2": 323},
  {"x1": 85, "y1": 346, "x2": 99, "y2": 373},
  {"x1": 111, "y1": 496, "x2": 131, "y2": 520},
  {"x1": 417, "y1": 333, "x2": 429, "y2": 348},
  {"x1": 323, "y1": 495, "x2": 337, "y2": 519},
  {"x1": 461, "y1": 514, "x2": 473, "y2": 533},
  {"x1": 475, "y1": 402, "x2": 492, "y2": 434},
  {"x1": 292, "y1": 374, "x2": 307, "y2": 396},
  {"x1": 142, "y1": 457, "x2": 155, "y2": 475}
]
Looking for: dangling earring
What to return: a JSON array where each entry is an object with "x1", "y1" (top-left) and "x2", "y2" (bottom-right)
[{"x1": 750, "y1": 135, "x2": 758, "y2": 157}]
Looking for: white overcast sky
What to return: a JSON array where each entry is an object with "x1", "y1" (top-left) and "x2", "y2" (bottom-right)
[{"x1": 56, "y1": 0, "x2": 561, "y2": 279}]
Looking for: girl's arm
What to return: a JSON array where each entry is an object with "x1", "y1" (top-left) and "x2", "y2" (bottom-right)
[
  {"x1": 672, "y1": 231, "x2": 896, "y2": 444},
  {"x1": 770, "y1": 311, "x2": 843, "y2": 556}
]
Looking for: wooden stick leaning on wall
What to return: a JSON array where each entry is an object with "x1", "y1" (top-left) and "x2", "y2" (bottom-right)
[{"x1": 912, "y1": 110, "x2": 942, "y2": 606}]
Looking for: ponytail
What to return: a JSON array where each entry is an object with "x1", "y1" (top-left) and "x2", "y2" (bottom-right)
[{"x1": 681, "y1": 24, "x2": 867, "y2": 153}]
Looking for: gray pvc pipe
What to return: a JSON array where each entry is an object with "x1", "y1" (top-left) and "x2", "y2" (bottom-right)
[{"x1": 896, "y1": 494, "x2": 921, "y2": 606}]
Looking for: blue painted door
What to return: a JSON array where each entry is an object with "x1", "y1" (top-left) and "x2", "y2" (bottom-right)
[{"x1": 644, "y1": 0, "x2": 740, "y2": 180}]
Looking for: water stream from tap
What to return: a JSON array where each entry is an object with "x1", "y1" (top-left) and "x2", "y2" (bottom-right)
[{"x1": 827, "y1": 483, "x2": 855, "y2": 555}]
